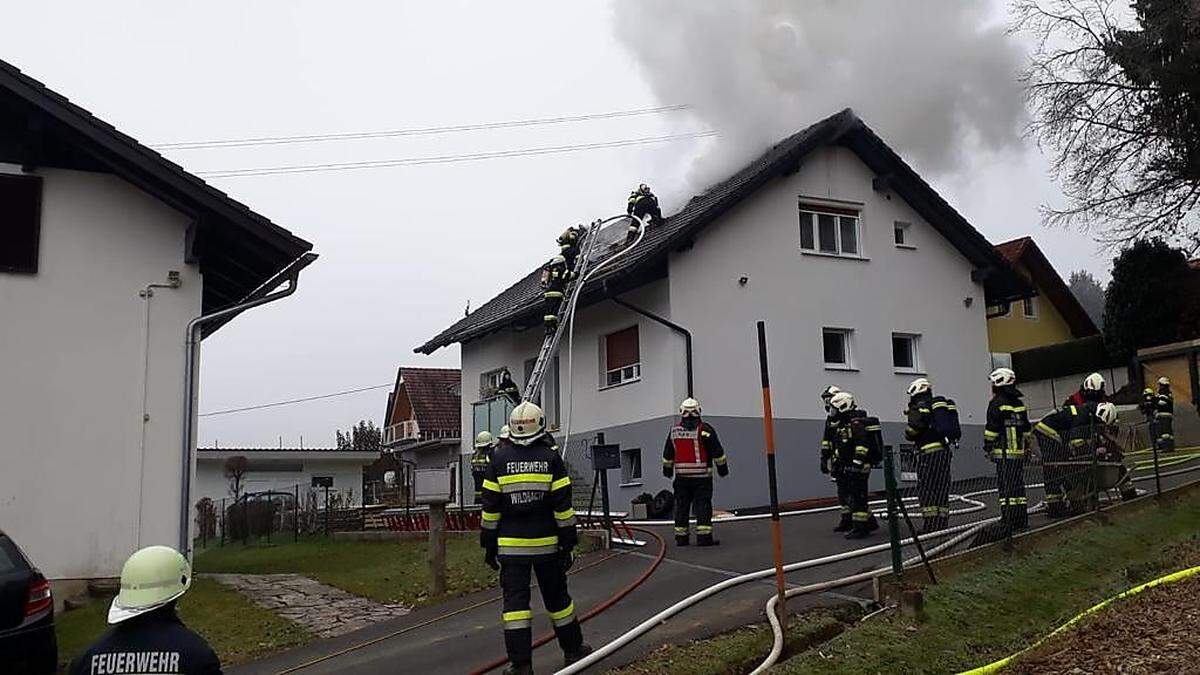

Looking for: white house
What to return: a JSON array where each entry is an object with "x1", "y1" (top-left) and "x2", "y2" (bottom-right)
[
  {"x1": 0, "y1": 59, "x2": 315, "y2": 588},
  {"x1": 417, "y1": 109, "x2": 1031, "y2": 512},
  {"x1": 196, "y1": 448, "x2": 377, "y2": 507}
]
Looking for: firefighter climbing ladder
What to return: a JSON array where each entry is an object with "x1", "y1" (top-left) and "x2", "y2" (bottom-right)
[{"x1": 523, "y1": 214, "x2": 644, "y2": 403}]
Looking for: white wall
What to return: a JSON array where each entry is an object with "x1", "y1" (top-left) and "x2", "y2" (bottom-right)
[
  {"x1": 670, "y1": 145, "x2": 993, "y2": 427},
  {"x1": 196, "y1": 457, "x2": 369, "y2": 506},
  {"x1": 1019, "y1": 367, "x2": 1130, "y2": 420},
  {"x1": 0, "y1": 167, "x2": 201, "y2": 579}
]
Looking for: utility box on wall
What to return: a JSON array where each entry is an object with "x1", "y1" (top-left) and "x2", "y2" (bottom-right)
[{"x1": 414, "y1": 468, "x2": 452, "y2": 505}]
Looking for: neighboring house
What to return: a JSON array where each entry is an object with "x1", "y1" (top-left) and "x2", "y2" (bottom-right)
[
  {"x1": 417, "y1": 109, "x2": 1031, "y2": 511},
  {"x1": 987, "y1": 237, "x2": 1099, "y2": 361},
  {"x1": 381, "y1": 367, "x2": 464, "y2": 502},
  {"x1": 0, "y1": 59, "x2": 315, "y2": 587},
  {"x1": 196, "y1": 447, "x2": 378, "y2": 506}
]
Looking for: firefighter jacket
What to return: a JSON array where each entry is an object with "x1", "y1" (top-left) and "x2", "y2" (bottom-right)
[
  {"x1": 983, "y1": 389, "x2": 1031, "y2": 458},
  {"x1": 663, "y1": 419, "x2": 728, "y2": 480},
  {"x1": 496, "y1": 376, "x2": 521, "y2": 405},
  {"x1": 627, "y1": 191, "x2": 662, "y2": 224},
  {"x1": 70, "y1": 605, "x2": 221, "y2": 675},
  {"x1": 905, "y1": 393, "x2": 949, "y2": 455},
  {"x1": 1035, "y1": 403, "x2": 1094, "y2": 457},
  {"x1": 1140, "y1": 388, "x2": 1157, "y2": 419},
  {"x1": 830, "y1": 409, "x2": 881, "y2": 473},
  {"x1": 480, "y1": 433, "x2": 576, "y2": 560},
  {"x1": 1154, "y1": 389, "x2": 1174, "y2": 420},
  {"x1": 557, "y1": 226, "x2": 582, "y2": 253},
  {"x1": 541, "y1": 261, "x2": 570, "y2": 299},
  {"x1": 471, "y1": 443, "x2": 495, "y2": 497},
  {"x1": 819, "y1": 414, "x2": 836, "y2": 462}
]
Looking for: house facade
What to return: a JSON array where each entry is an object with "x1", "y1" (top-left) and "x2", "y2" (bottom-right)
[
  {"x1": 195, "y1": 448, "x2": 378, "y2": 507},
  {"x1": 0, "y1": 59, "x2": 314, "y2": 584},
  {"x1": 380, "y1": 367, "x2": 464, "y2": 502},
  {"x1": 419, "y1": 110, "x2": 1030, "y2": 512}
]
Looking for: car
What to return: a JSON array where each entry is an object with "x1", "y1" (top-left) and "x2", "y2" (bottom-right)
[{"x1": 0, "y1": 530, "x2": 57, "y2": 674}]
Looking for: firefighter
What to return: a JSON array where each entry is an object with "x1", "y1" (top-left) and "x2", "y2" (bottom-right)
[
  {"x1": 1153, "y1": 377, "x2": 1175, "y2": 452},
  {"x1": 626, "y1": 184, "x2": 662, "y2": 242},
  {"x1": 817, "y1": 385, "x2": 851, "y2": 532},
  {"x1": 1034, "y1": 401, "x2": 1094, "y2": 517},
  {"x1": 662, "y1": 398, "x2": 729, "y2": 546},
  {"x1": 828, "y1": 392, "x2": 881, "y2": 539},
  {"x1": 1064, "y1": 372, "x2": 1106, "y2": 407},
  {"x1": 557, "y1": 225, "x2": 585, "y2": 270},
  {"x1": 497, "y1": 370, "x2": 521, "y2": 406},
  {"x1": 541, "y1": 255, "x2": 572, "y2": 335},
  {"x1": 498, "y1": 425, "x2": 511, "y2": 442},
  {"x1": 480, "y1": 402, "x2": 590, "y2": 674},
  {"x1": 71, "y1": 546, "x2": 221, "y2": 675},
  {"x1": 983, "y1": 368, "x2": 1031, "y2": 531},
  {"x1": 904, "y1": 378, "x2": 954, "y2": 533},
  {"x1": 471, "y1": 431, "x2": 497, "y2": 503}
]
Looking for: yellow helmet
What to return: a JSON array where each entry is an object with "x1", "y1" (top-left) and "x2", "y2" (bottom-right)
[{"x1": 108, "y1": 546, "x2": 191, "y2": 624}]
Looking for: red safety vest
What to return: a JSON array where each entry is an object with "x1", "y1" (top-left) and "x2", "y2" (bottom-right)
[{"x1": 670, "y1": 424, "x2": 710, "y2": 477}]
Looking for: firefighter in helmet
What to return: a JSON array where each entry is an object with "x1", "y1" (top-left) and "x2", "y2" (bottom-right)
[
  {"x1": 626, "y1": 183, "x2": 662, "y2": 242},
  {"x1": 541, "y1": 255, "x2": 572, "y2": 335},
  {"x1": 827, "y1": 392, "x2": 881, "y2": 539},
  {"x1": 904, "y1": 378, "x2": 955, "y2": 533},
  {"x1": 818, "y1": 385, "x2": 853, "y2": 531},
  {"x1": 471, "y1": 431, "x2": 497, "y2": 504},
  {"x1": 480, "y1": 402, "x2": 590, "y2": 674},
  {"x1": 1064, "y1": 372, "x2": 1106, "y2": 407},
  {"x1": 557, "y1": 225, "x2": 586, "y2": 270},
  {"x1": 663, "y1": 398, "x2": 728, "y2": 546},
  {"x1": 1035, "y1": 400, "x2": 1109, "y2": 516},
  {"x1": 71, "y1": 546, "x2": 221, "y2": 675},
  {"x1": 1153, "y1": 377, "x2": 1175, "y2": 452},
  {"x1": 983, "y1": 368, "x2": 1031, "y2": 531}
]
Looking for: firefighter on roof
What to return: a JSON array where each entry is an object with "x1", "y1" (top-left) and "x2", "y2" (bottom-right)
[
  {"x1": 480, "y1": 402, "x2": 591, "y2": 674},
  {"x1": 983, "y1": 368, "x2": 1031, "y2": 531},
  {"x1": 540, "y1": 255, "x2": 572, "y2": 335},
  {"x1": 662, "y1": 398, "x2": 728, "y2": 546},
  {"x1": 557, "y1": 225, "x2": 585, "y2": 270},
  {"x1": 904, "y1": 378, "x2": 959, "y2": 533},
  {"x1": 626, "y1": 183, "x2": 662, "y2": 242},
  {"x1": 827, "y1": 392, "x2": 881, "y2": 539},
  {"x1": 818, "y1": 385, "x2": 853, "y2": 532}
]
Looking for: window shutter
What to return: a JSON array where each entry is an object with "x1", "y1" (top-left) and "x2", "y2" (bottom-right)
[
  {"x1": 0, "y1": 174, "x2": 42, "y2": 274},
  {"x1": 606, "y1": 326, "x2": 640, "y2": 370}
]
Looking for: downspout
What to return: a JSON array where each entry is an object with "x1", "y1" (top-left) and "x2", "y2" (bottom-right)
[
  {"x1": 178, "y1": 253, "x2": 317, "y2": 556},
  {"x1": 136, "y1": 271, "x2": 182, "y2": 549},
  {"x1": 607, "y1": 292, "x2": 693, "y2": 398}
]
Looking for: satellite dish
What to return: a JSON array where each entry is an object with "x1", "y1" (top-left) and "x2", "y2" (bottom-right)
[{"x1": 383, "y1": 470, "x2": 397, "y2": 487}]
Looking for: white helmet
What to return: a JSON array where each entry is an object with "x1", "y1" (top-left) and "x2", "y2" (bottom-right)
[
  {"x1": 1083, "y1": 372, "x2": 1105, "y2": 392},
  {"x1": 1158, "y1": 377, "x2": 1171, "y2": 386},
  {"x1": 508, "y1": 401, "x2": 546, "y2": 444},
  {"x1": 820, "y1": 385, "x2": 841, "y2": 401},
  {"x1": 679, "y1": 397, "x2": 702, "y2": 417},
  {"x1": 474, "y1": 431, "x2": 495, "y2": 449},
  {"x1": 989, "y1": 368, "x2": 1017, "y2": 387},
  {"x1": 108, "y1": 546, "x2": 191, "y2": 624},
  {"x1": 498, "y1": 425, "x2": 511, "y2": 440},
  {"x1": 1094, "y1": 401, "x2": 1118, "y2": 425},
  {"x1": 906, "y1": 378, "x2": 932, "y2": 397},
  {"x1": 829, "y1": 391, "x2": 856, "y2": 413}
]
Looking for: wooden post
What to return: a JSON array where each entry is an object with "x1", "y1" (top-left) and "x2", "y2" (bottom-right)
[
  {"x1": 429, "y1": 502, "x2": 447, "y2": 596},
  {"x1": 756, "y1": 322, "x2": 788, "y2": 636}
]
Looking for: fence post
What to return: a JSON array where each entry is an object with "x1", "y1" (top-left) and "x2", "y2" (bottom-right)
[
  {"x1": 324, "y1": 486, "x2": 331, "y2": 537},
  {"x1": 242, "y1": 495, "x2": 249, "y2": 546},
  {"x1": 1150, "y1": 422, "x2": 1163, "y2": 498},
  {"x1": 882, "y1": 445, "x2": 903, "y2": 577},
  {"x1": 294, "y1": 484, "x2": 300, "y2": 542},
  {"x1": 1001, "y1": 444, "x2": 1013, "y2": 551},
  {"x1": 220, "y1": 498, "x2": 225, "y2": 547}
]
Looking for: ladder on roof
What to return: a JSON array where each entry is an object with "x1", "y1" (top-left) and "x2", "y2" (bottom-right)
[{"x1": 523, "y1": 219, "x2": 606, "y2": 403}]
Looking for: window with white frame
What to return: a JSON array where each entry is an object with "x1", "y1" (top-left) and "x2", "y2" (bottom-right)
[
  {"x1": 479, "y1": 368, "x2": 506, "y2": 398},
  {"x1": 601, "y1": 325, "x2": 641, "y2": 388},
  {"x1": 892, "y1": 333, "x2": 922, "y2": 373},
  {"x1": 822, "y1": 328, "x2": 854, "y2": 369},
  {"x1": 894, "y1": 221, "x2": 914, "y2": 248},
  {"x1": 799, "y1": 203, "x2": 860, "y2": 257},
  {"x1": 621, "y1": 448, "x2": 642, "y2": 484},
  {"x1": 1023, "y1": 296, "x2": 1038, "y2": 319}
]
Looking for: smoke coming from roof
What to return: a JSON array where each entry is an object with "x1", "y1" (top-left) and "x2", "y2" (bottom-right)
[{"x1": 613, "y1": 1, "x2": 1026, "y2": 206}]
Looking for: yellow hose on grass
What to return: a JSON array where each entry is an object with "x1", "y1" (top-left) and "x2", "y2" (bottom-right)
[{"x1": 959, "y1": 564, "x2": 1200, "y2": 674}]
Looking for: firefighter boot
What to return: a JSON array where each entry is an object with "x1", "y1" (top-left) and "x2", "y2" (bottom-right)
[
  {"x1": 832, "y1": 514, "x2": 853, "y2": 532},
  {"x1": 844, "y1": 523, "x2": 870, "y2": 540},
  {"x1": 563, "y1": 644, "x2": 593, "y2": 667},
  {"x1": 696, "y1": 533, "x2": 720, "y2": 546},
  {"x1": 675, "y1": 535, "x2": 690, "y2": 547},
  {"x1": 502, "y1": 663, "x2": 534, "y2": 675},
  {"x1": 866, "y1": 514, "x2": 880, "y2": 533}
]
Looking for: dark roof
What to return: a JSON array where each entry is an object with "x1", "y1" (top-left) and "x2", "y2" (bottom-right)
[
  {"x1": 198, "y1": 447, "x2": 345, "y2": 453},
  {"x1": 995, "y1": 237, "x2": 1099, "y2": 338},
  {"x1": 0, "y1": 59, "x2": 314, "y2": 326},
  {"x1": 394, "y1": 367, "x2": 461, "y2": 434},
  {"x1": 417, "y1": 108, "x2": 1031, "y2": 354},
  {"x1": 1010, "y1": 334, "x2": 1119, "y2": 382}
]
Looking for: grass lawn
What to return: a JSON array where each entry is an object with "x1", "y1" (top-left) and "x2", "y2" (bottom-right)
[
  {"x1": 194, "y1": 535, "x2": 499, "y2": 606},
  {"x1": 55, "y1": 577, "x2": 309, "y2": 670},
  {"x1": 614, "y1": 486, "x2": 1200, "y2": 675}
]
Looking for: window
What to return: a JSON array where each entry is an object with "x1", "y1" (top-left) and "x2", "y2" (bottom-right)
[
  {"x1": 0, "y1": 174, "x2": 42, "y2": 274},
  {"x1": 799, "y1": 203, "x2": 861, "y2": 257},
  {"x1": 601, "y1": 325, "x2": 641, "y2": 388},
  {"x1": 480, "y1": 368, "x2": 506, "y2": 398},
  {"x1": 823, "y1": 328, "x2": 854, "y2": 369},
  {"x1": 621, "y1": 448, "x2": 642, "y2": 484},
  {"x1": 1022, "y1": 297, "x2": 1038, "y2": 319},
  {"x1": 990, "y1": 352, "x2": 1013, "y2": 370},
  {"x1": 892, "y1": 333, "x2": 921, "y2": 373},
  {"x1": 894, "y1": 221, "x2": 914, "y2": 248}
]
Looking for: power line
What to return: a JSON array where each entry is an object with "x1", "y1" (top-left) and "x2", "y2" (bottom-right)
[
  {"x1": 199, "y1": 383, "x2": 393, "y2": 417},
  {"x1": 196, "y1": 130, "x2": 717, "y2": 178},
  {"x1": 156, "y1": 104, "x2": 692, "y2": 150}
]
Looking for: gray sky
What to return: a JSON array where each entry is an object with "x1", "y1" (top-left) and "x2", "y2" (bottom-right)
[{"x1": 2, "y1": 1, "x2": 1114, "y2": 447}]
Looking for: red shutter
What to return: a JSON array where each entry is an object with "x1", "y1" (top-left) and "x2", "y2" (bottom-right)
[{"x1": 606, "y1": 326, "x2": 639, "y2": 370}]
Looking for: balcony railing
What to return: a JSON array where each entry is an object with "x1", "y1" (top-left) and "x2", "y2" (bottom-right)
[{"x1": 383, "y1": 420, "x2": 458, "y2": 447}]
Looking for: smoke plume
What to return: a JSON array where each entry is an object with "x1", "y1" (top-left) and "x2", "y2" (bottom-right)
[{"x1": 613, "y1": 1, "x2": 1026, "y2": 205}]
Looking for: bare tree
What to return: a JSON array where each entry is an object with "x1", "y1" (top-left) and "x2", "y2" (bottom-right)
[
  {"x1": 224, "y1": 455, "x2": 249, "y2": 501},
  {"x1": 1013, "y1": 0, "x2": 1200, "y2": 252}
]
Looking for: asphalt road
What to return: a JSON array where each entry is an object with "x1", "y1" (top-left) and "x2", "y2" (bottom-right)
[{"x1": 231, "y1": 457, "x2": 1200, "y2": 675}]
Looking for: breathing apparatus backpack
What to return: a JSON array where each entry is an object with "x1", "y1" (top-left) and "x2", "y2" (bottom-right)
[{"x1": 931, "y1": 396, "x2": 962, "y2": 445}]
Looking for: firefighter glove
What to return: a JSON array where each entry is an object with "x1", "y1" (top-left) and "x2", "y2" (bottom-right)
[
  {"x1": 717, "y1": 464, "x2": 729, "y2": 478},
  {"x1": 820, "y1": 457, "x2": 830, "y2": 474},
  {"x1": 484, "y1": 547, "x2": 499, "y2": 571},
  {"x1": 663, "y1": 466, "x2": 673, "y2": 479}
]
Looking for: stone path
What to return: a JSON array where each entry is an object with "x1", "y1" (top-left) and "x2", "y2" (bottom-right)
[{"x1": 205, "y1": 573, "x2": 410, "y2": 638}]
